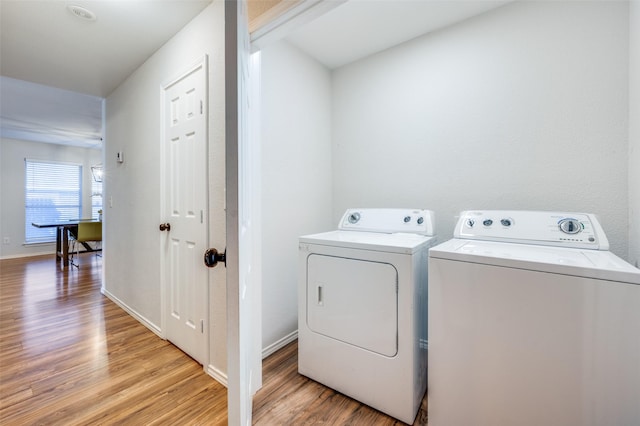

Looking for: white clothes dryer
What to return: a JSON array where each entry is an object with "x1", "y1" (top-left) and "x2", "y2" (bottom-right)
[
  {"x1": 298, "y1": 208, "x2": 437, "y2": 424},
  {"x1": 428, "y1": 210, "x2": 640, "y2": 426}
]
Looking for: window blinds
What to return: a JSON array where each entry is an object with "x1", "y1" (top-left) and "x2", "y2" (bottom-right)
[{"x1": 25, "y1": 159, "x2": 82, "y2": 244}]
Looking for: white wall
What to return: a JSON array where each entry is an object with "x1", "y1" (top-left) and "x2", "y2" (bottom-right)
[
  {"x1": 332, "y1": 1, "x2": 630, "y2": 259},
  {"x1": 0, "y1": 137, "x2": 101, "y2": 259},
  {"x1": 104, "y1": 1, "x2": 227, "y2": 376},
  {"x1": 630, "y1": 0, "x2": 640, "y2": 268},
  {"x1": 259, "y1": 1, "x2": 634, "y2": 352},
  {"x1": 260, "y1": 41, "x2": 333, "y2": 353}
]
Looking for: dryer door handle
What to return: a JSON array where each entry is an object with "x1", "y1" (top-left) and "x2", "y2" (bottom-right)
[{"x1": 317, "y1": 284, "x2": 324, "y2": 306}]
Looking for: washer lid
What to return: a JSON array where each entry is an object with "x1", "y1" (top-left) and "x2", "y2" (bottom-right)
[
  {"x1": 429, "y1": 239, "x2": 640, "y2": 284},
  {"x1": 300, "y1": 230, "x2": 437, "y2": 254}
]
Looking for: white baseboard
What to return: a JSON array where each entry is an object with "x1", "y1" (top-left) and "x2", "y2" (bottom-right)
[
  {"x1": 102, "y1": 287, "x2": 232, "y2": 389},
  {"x1": 0, "y1": 250, "x2": 54, "y2": 260},
  {"x1": 98, "y1": 290, "x2": 298, "y2": 389},
  {"x1": 207, "y1": 364, "x2": 228, "y2": 387},
  {"x1": 262, "y1": 330, "x2": 298, "y2": 359},
  {"x1": 205, "y1": 332, "x2": 298, "y2": 389},
  {"x1": 101, "y1": 287, "x2": 163, "y2": 338}
]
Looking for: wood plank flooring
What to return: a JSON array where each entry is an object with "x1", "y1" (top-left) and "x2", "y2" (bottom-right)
[
  {"x1": 1, "y1": 254, "x2": 428, "y2": 425},
  {"x1": 253, "y1": 343, "x2": 429, "y2": 425},
  {"x1": 0, "y1": 254, "x2": 227, "y2": 425}
]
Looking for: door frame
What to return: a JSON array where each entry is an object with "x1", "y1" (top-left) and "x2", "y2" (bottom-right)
[
  {"x1": 225, "y1": 0, "x2": 264, "y2": 423},
  {"x1": 159, "y1": 54, "x2": 210, "y2": 365},
  {"x1": 225, "y1": 1, "x2": 343, "y2": 423}
]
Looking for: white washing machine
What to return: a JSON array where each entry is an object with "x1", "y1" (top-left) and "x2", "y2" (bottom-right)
[
  {"x1": 298, "y1": 208, "x2": 437, "y2": 424},
  {"x1": 428, "y1": 210, "x2": 640, "y2": 426}
]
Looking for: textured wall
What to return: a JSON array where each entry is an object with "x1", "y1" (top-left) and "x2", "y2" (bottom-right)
[
  {"x1": 104, "y1": 1, "x2": 227, "y2": 375},
  {"x1": 260, "y1": 41, "x2": 333, "y2": 352},
  {"x1": 331, "y1": 1, "x2": 630, "y2": 258}
]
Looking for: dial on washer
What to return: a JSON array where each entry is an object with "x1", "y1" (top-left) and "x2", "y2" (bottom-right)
[{"x1": 559, "y1": 218, "x2": 582, "y2": 234}]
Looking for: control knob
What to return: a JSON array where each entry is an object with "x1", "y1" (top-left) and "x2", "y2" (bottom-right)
[
  {"x1": 348, "y1": 212, "x2": 361, "y2": 224},
  {"x1": 559, "y1": 218, "x2": 582, "y2": 234}
]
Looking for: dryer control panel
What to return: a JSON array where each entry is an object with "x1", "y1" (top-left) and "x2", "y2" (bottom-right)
[
  {"x1": 454, "y1": 210, "x2": 609, "y2": 250},
  {"x1": 339, "y1": 208, "x2": 435, "y2": 236}
]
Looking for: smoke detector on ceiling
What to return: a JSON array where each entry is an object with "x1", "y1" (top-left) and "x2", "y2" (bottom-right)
[{"x1": 66, "y1": 4, "x2": 97, "y2": 22}]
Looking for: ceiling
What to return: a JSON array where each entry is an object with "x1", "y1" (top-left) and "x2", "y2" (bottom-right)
[
  {"x1": 0, "y1": 76, "x2": 105, "y2": 148},
  {"x1": 0, "y1": 0, "x2": 212, "y2": 148},
  {"x1": 0, "y1": 0, "x2": 510, "y2": 149},
  {"x1": 0, "y1": 0, "x2": 212, "y2": 98},
  {"x1": 285, "y1": 0, "x2": 511, "y2": 69}
]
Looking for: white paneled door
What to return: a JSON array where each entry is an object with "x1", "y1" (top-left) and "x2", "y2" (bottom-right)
[{"x1": 161, "y1": 57, "x2": 208, "y2": 364}]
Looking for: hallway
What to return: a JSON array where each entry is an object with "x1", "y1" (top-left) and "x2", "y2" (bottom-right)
[
  {"x1": 0, "y1": 254, "x2": 428, "y2": 425},
  {"x1": 0, "y1": 255, "x2": 227, "y2": 425}
]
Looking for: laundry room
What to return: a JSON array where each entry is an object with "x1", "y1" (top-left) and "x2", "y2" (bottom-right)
[{"x1": 257, "y1": 0, "x2": 639, "y2": 357}]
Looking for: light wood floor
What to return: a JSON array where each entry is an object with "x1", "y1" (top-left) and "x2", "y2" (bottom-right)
[{"x1": 1, "y1": 254, "x2": 428, "y2": 425}]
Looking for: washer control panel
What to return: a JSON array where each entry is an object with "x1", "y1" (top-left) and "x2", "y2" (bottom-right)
[
  {"x1": 454, "y1": 210, "x2": 609, "y2": 250},
  {"x1": 339, "y1": 208, "x2": 435, "y2": 236}
]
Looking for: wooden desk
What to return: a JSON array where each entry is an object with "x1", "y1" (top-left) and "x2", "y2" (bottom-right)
[{"x1": 31, "y1": 220, "x2": 101, "y2": 268}]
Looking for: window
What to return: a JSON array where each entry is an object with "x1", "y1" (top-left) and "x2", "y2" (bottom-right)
[
  {"x1": 25, "y1": 160, "x2": 82, "y2": 244},
  {"x1": 91, "y1": 177, "x2": 103, "y2": 219}
]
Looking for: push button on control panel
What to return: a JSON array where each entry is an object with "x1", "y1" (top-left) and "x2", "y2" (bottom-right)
[
  {"x1": 483, "y1": 219, "x2": 493, "y2": 227},
  {"x1": 500, "y1": 218, "x2": 512, "y2": 227}
]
